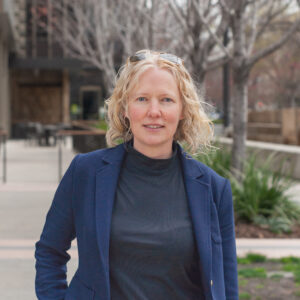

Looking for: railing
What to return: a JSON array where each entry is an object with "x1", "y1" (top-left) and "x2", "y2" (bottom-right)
[
  {"x1": 0, "y1": 130, "x2": 7, "y2": 183},
  {"x1": 56, "y1": 129, "x2": 106, "y2": 182}
]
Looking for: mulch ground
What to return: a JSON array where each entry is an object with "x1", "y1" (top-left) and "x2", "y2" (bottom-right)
[
  {"x1": 235, "y1": 222, "x2": 300, "y2": 298},
  {"x1": 235, "y1": 222, "x2": 300, "y2": 238}
]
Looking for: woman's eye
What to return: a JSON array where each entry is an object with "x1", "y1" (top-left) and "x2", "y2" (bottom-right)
[
  {"x1": 162, "y1": 97, "x2": 173, "y2": 103},
  {"x1": 137, "y1": 97, "x2": 146, "y2": 102}
]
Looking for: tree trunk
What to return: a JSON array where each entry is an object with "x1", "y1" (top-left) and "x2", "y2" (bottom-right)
[{"x1": 231, "y1": 68, "x2": 249, "y2": 177}]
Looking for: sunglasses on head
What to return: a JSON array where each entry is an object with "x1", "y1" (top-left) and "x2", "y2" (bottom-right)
[{"x1": 129, "y1": 51, "x2": 183, "y2": 65}]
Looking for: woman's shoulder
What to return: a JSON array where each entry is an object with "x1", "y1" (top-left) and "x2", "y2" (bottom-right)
[
  {"x1": 179, "y1": 149, "x2": 227, "y2": 184},
  {"x1": 73, "y1": 144, "x2": 125, "y2": 170}
]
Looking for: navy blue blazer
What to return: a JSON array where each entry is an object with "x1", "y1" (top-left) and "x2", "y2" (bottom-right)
[{"x1": 35, "y1": 143, "x2": 238, "y2": 300}]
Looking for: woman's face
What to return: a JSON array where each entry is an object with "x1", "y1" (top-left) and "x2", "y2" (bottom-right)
[{"x1": 126, "y1": 67, "x2": 183, "y2": 159}]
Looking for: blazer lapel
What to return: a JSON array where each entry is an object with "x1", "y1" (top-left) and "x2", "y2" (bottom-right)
[
  {"x1": 179, "y1": 149, "x2": 212, "y2": 298},
  {"x1": 95, "y1": 144, "x2": 126, "y2": 298}
]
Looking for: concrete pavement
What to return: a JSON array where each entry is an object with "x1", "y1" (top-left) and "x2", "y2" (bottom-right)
[
  {"x1": 0, "y1": 139, "x2": 78, "y2": 300},
  {"x1": 0, "y1": 139, "x2": 300, "y2": 299}
]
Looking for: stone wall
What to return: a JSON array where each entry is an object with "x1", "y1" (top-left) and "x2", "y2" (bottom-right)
[
  {"x1": 219, "y1": 137, "x2": 300, "y2": 180},
  {"x1": 248, "y1": 109, "x2": 300, "y2": 145}
]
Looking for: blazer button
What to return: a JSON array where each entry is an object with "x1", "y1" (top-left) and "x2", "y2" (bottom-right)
[{"x1": 211, "y1": 280, "x2": 213, "y2": 286}]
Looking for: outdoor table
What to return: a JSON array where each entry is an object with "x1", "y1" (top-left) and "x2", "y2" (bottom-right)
[
  {"x1": 0, "y1": 130, "x2": 7, "y2": 183},
  {"x1": 56, "y1": 129, "x2": 106, "y2": 182}
]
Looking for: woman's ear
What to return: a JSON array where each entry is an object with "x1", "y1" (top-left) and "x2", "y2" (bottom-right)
[
  {"x1": 123, "y1": 108, "x2": 129, "y2": 119},
  {"x1": 123, "y1": 102, "x2": 129, "y2": 119}
]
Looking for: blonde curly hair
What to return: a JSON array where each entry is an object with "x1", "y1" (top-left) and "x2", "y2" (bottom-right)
[{"x1": 105, "y1": 49, "x2": 213, "y2": 154}]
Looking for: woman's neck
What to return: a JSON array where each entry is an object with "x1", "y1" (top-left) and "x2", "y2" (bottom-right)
[{"x1": 132, "y1": 141, "x2": 173, "y2": 159}]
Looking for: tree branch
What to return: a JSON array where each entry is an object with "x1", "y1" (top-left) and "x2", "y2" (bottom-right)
[{"x1": 249, "y1": 16, "x2": 300, "y2": 67}]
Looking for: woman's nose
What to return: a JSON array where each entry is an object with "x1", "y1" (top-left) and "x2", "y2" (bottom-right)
[{"x1": 147, "y1": 99, "x2": 162, "y2": 117}]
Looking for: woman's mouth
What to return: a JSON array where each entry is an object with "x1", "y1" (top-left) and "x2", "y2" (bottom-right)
[{"x1": 144, "y1": 125, "x2": 163, "y2": 129}]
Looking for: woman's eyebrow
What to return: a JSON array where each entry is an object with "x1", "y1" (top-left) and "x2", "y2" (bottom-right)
[{"x1": 132, "y1": 92, "x2": 177, "y2": 98}]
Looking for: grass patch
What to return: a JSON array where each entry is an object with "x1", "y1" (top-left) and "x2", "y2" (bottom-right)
[
  {"x1": 294, "y1": 270, "x2": 300, "y2": 283},
  {"x1": 281, "y1": 263, "x2": 300, "y2": 283},
  {"x1": 282, "y1": 264, "x2": 300, "y2": 272},
  {"x1": 237, "y1": 253, "x2": 267, "y2": 265},
  {"x1": 239, "y1": 267, "x2": 267, "y2": 278},
  {"x1": 237, "y1": 257, "x2": 251, "y2": 265},
  {"x1": 270, "y1": 274, "x2": 284, "y2": 280},
  {"x1": 294, "y1": 289, "x2": 300, "y2": 297},
  {"x1": 239, "y1": 292, "x2": 251, "y2": 299},
  {"x1": 280, "y1": 257, "x2": 300, "y2": 264},
  {"x1": 255, "y1": 283, "x2": 264, "y2": 289},
  {"x1": 246, "y1": 253, "x2": 267, "y2": 263},
  {"x1": 239, "y1": 279, "x2": 248, "y2": 287}
]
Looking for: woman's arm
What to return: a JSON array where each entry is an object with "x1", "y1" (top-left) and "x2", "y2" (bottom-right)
[
  {"x1": 35, "y1": 155, "x2": 79, "y2": 300},
  {"x1": 219, "y1": 179, "x2": 239, "y2": 300}
]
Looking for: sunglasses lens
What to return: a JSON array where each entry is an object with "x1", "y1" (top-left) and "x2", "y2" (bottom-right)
[{"x1": 129, "y1": 53, "x2": 146, "y2": 62}]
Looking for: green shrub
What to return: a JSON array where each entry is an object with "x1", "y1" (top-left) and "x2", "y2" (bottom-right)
[
  {"x1": 231, "y1": 154, "x2": 300, "y2": 233},
  {"x1": 194, "y1": 144, "x2": 231, "y2": 178},
  {"x1": 95, "y1": 120, "x2": 108, "y2": 131},
  {"x1": 195, "y1": 146, "x2": 300, "y2": 233}
]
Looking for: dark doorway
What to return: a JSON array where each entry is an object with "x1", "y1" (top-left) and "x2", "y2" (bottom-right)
[{"x1": 82, "y1": 90, "x2": 99, "y2": 120}]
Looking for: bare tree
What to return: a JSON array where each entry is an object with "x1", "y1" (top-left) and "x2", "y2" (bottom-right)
[
  {"x1": 48, "y1": 0, "x2": 165, "y2": 93},
  {"x1": 166, "y1": 0, "x2": 231, "y2": 84},
  {"x1": 221, "y1": 0, "x2": 300, "y2": 175},
  {"x1": 46, "y1": 0, "x2": 232, "y2": 93}
]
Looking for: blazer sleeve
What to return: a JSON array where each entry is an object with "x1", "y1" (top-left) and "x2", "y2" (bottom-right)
[
  {"x1": 219, "y1": 179, "x2": 239, "y2": 300},
  {"x1": 35, "y1": 155, "x2": 79, "y2": 300}
]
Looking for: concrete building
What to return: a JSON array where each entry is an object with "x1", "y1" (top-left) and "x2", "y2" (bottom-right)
[{"x1": 1, "y1": 0, "x2": 106, "y2": 138}]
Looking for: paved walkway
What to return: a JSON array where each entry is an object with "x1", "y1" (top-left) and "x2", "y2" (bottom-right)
[{"x1": 0, "y1": 139, "x2": 299, "y2": 299}]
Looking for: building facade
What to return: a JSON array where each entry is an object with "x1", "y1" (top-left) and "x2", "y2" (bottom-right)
[{"x1": 2, "y1": 0, "x2": 106, "y2": 137}]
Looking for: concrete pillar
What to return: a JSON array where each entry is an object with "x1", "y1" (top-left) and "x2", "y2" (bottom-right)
[
  {"x1": 0, "y1": 36, "x2": 10, "y2": 136},
  {"x1": 282, "y1": 108, "x2": 298, "y2": 145}
]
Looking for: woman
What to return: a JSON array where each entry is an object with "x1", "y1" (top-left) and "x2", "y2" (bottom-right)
[{"x1": 35, "y1": 49, "x2": 238, "y2": 300}]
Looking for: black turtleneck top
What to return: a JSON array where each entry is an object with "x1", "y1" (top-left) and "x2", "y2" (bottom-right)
[{"x1": 109, "y1": 143, "x2": 204, "y2": 299}]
